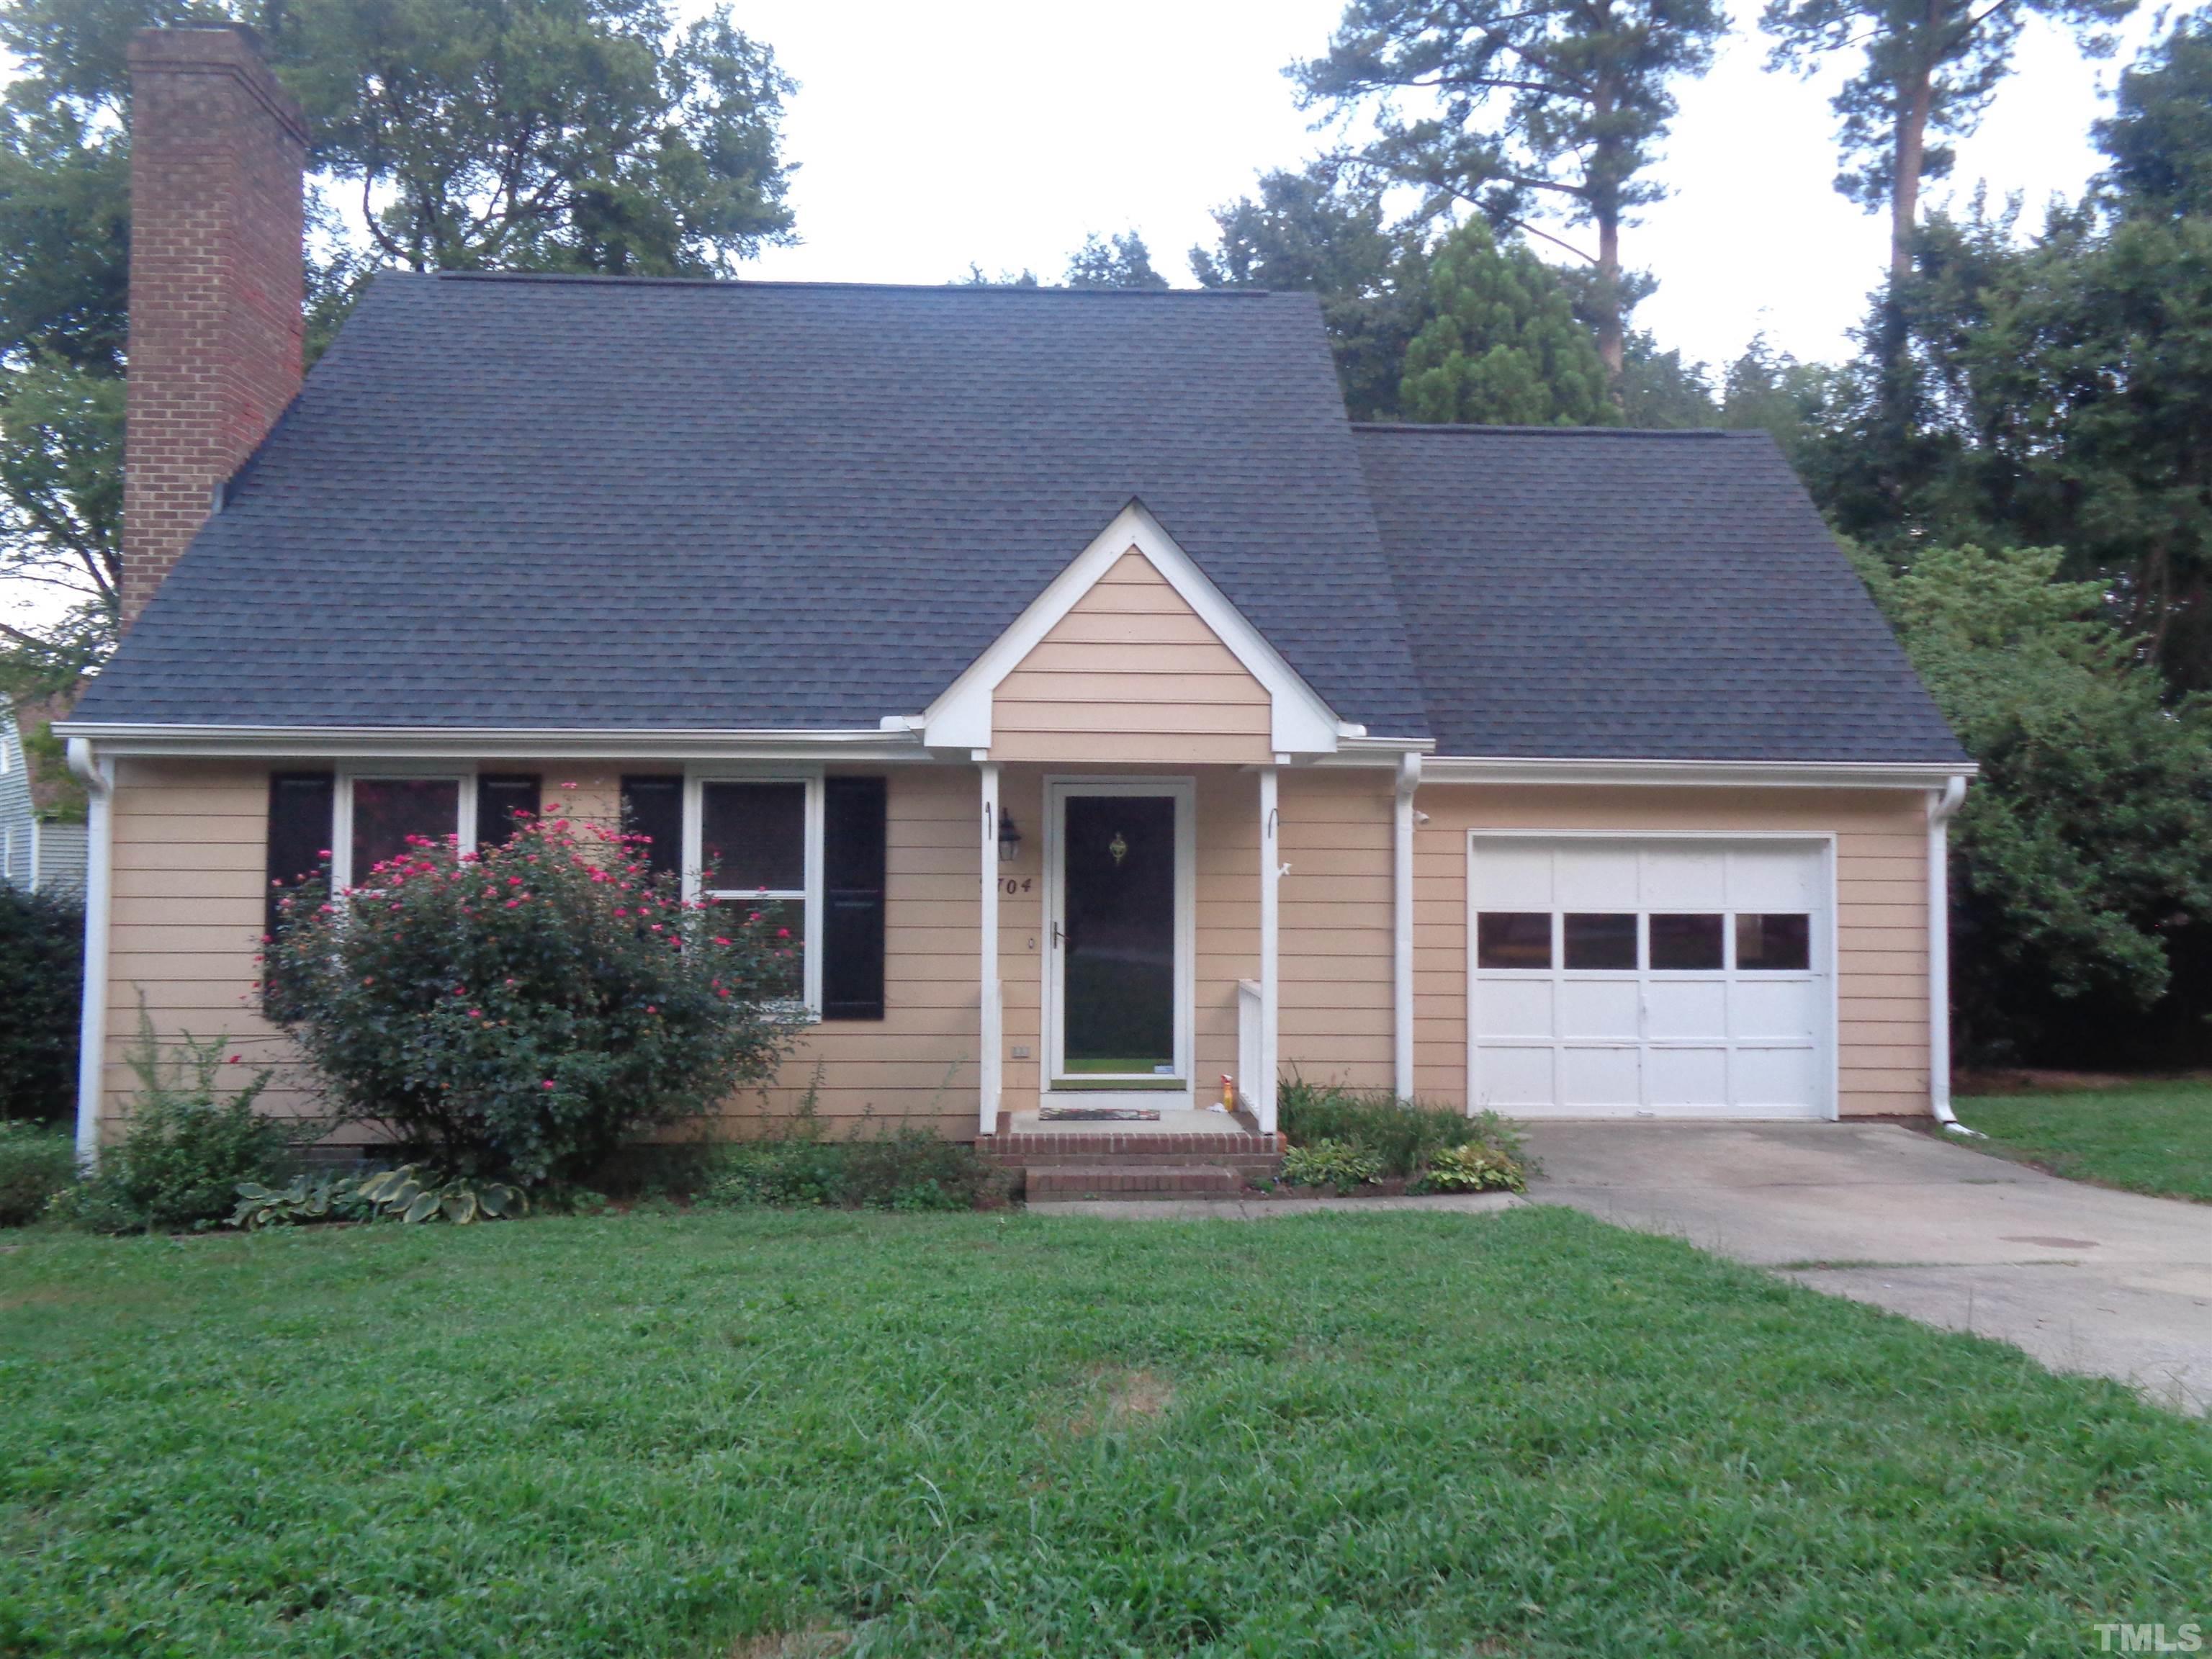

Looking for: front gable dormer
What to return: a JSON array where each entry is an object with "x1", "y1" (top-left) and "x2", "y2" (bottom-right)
[{"x1": 921, "y1": 503, "x2": 1343, "y2": 758}]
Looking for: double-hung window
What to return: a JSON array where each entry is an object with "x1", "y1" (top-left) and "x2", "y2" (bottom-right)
[
  {"x1": 333, "y1": 770, "x2": 476, "y2": 890},
  {"x1": 683, "y1": 775, "x2": 822, "y2": 1010},
  {"x1": 320, "y1": 770, "x2": 545, "y2": 891}
]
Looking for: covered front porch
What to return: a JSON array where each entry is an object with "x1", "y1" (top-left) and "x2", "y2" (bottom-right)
[{"x1": 969, "y1": 757, "x2": 1417, "y2": 1139}]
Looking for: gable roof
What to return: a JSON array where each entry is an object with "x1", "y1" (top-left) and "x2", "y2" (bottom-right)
[
  {"x1": 1355, "y1": 425, "x2": 1968, "y2": 764},
  {"x1": 75, "y1": 274, "x2": 1431, "y2": 737}
]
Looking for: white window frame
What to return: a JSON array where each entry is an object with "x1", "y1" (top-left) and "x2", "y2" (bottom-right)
[
  {"x1": 332, "y1": 764, "x2": 479, "y2": 891},
  {"x1": 682, "y1": 765, "x2": 824, "y2": 1020}
]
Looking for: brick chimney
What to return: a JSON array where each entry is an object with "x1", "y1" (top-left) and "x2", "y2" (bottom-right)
[{"x1": 122, "y1": 27, "x2": 307, "y2": 628}]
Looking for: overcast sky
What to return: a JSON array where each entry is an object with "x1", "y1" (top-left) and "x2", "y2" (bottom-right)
[
  {"x1": 0, "y1": 0, "x2": 2184, "y2": 634},
  {"x1": 730, "y1": 0, "x2": 2181, "y2": 370}
]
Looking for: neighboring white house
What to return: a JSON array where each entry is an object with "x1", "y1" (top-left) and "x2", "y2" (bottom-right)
[{"x1": 1, "y1": 706, "x2": 87, "y2": 897}]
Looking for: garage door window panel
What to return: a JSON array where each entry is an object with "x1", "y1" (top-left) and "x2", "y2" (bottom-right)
[
  {"x1": 1650, "y1": 913, "x2": 1724, "y2": 971},
  {"x1": 1563, "y1": 912, "x2": 1638, "y2": 970},
  {"x1": 1736, "y1": 912, "x2": 1811, "y2": 971},
  {"x1": 1477, "y1": 912, "x2": 1553, "y2": 969}
]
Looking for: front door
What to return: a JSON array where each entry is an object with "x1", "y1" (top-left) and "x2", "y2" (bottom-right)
[{"x1": 1046, "y1": 781, "x2": 1192, "y2": 1094}]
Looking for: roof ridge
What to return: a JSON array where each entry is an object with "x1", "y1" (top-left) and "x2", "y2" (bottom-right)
[
  {"x1": 427, "y1": 271, "x2": 1275, "y2": 299},
  {"x1": 1353, "y1": 421, "x2": 1743, "y2": 438}
]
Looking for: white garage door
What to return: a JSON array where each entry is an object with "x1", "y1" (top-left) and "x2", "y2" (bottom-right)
[{"x1": 1468, "y1": 835, "x2": 1833, "y2": 1119}]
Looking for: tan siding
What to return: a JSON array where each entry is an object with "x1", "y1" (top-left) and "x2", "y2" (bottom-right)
[
  {"x1": 98, "y1": 760, "x2": 992, "y2": 1144},
  {"x1": 1409, "y1": 784, "x2": 1933, "y2": 1118},
  {"x1": 101, "y1": 758, "x2": 297, "y2": 1135},
  {"x1": 991, "y1": 549, "x2": 1273, "y2": 764},
  {"x1": 1278, "y1": 769, "x2": 1396, "y2": 1091},
  {"x1": 751, "y1": 765, "x2": 980, "y2": 1136}
]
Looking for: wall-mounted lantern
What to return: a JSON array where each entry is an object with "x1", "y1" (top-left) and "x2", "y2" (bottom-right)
[{"x1": 997, "y1": 807, "x2": 1022, "y2": 863}]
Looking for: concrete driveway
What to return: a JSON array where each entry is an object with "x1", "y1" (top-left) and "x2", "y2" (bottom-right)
[{"x1": 1523, "y1": 1121, "x2": 2212, "y2": 1413}]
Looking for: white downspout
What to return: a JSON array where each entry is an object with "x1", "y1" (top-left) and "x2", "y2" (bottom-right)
[
  {"x1": 1927, "y1": 775, "x2": 1977, "y2": 1136},
  {"x1": 67, "y1": 739, "x2": 114, "y2": 1169},
  {"x1": 1392, "y1": 751, "x2": 1420, "y2": 1101}
]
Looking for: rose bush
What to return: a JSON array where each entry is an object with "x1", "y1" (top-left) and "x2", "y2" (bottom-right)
[{"x1": 266, "y1": 809, "x2": 799, "y2": 1185}]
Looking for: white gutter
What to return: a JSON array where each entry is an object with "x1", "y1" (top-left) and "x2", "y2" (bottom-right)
[
  {"x1": 1421, "y1": 755, "x2": 1979, "y2": 790},
  {"x1": 48, "y1": 722, "x2": 932, "y2": 761},
  {"x1": 1927, "y1": 775, "x2": 1977, "y2": 1135},
  {"x1": 1393, "y1": 751, "x2": 1419, "y2": 1100},
  {"x1": 1317, "y1": 734, "x2": 1435, "y2": 763},
  {"x1": 66, "y1": 739, "x2": 114, "y2": 1169}
]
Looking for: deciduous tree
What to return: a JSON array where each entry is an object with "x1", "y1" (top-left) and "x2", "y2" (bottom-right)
[
  {"x1": 1858, "y1": 541, "x2": 2212, "y2": 1057},
  {"x1": 0, "y1": 0, "x2": 793, "y2": 671},
  {"x1": 1190, "y1": 161, "x2": 1427, "y2": 418},
  {"x1": 1063, "y1": 230, "x2": 1168, "y2": 290}
]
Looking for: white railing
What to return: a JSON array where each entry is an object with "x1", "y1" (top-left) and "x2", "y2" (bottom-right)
[{"x1": 1236, "y1": 979, "x2": 1263, "y2": 1128}]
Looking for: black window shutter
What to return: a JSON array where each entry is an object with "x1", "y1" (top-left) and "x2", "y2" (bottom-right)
[
  {"x1": 264, "y1": 772, "x2": 334, "y2": 1013},
  {"x1": 475, "y1": 775, "x2": 541, "y2": 849},
  {"x1": 822, "y1": 775, "x2": 887, "y2": 1020},
  {"x1": 620, "y1": 775, "x2": 685, "y2": 876},
  {"x1": 266, "y1": 773, "x2": 335, "y2": 934}
]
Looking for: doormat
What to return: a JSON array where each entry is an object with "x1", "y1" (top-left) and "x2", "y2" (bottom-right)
[{"x1": 1038, "y1": 1105, "x2": 1164, "y2": 1122}]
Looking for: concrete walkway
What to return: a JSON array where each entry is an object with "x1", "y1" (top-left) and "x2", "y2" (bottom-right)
[
  {"x1": 1522, "y1": 1120, "x2": 2212, "y2": 1413},
  {"x1": 1025, "y1": 1191, "x2": 1526, "y2": 1221}
]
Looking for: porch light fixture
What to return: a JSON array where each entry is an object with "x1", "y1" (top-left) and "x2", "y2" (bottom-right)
[{"x1": 997, "y1": 806, "x2": 1022, "y2": 863}]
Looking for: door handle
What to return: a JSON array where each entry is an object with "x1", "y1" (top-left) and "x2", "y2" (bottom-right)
[{"x1": 1052, "y1": 922, "x2": 1064, "y2": 949}]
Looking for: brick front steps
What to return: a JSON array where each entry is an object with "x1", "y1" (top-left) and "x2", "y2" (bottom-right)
[
  {"x1": 976, "y1": 1129, "x2": 1283, "y2": 1202},
  {"x1": 1027, "y1": 1164, "x2": 1241, "y2": 1199}
]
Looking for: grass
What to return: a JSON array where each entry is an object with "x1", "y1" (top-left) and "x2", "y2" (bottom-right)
[
  {"x1": 1955, "y1": 1077, "x2": 2212, "y2": 1203},
  {"x1": 1, "y1": 1208, "x2": 2207, "y2": 1658}
]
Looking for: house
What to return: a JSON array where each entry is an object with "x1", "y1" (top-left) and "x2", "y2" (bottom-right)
[
  {"x1": 1, "y1": 703, "x2": 87, "y2": 897},
  {"x1": 58, "y1": 27, "x2": 1974, "y2": 1172}
]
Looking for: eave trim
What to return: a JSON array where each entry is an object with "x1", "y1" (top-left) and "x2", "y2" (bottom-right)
[
  {"x1": 1421, "y1": 755, "x2": 1979, "y2": 788},
  {"x1": 50, "y1": 723, "x2": 932, "y2": 761}
]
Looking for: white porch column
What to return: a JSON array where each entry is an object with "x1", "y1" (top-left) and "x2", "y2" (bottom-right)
[
  {"x1": 68, "y1": 742, "x2": 113, "y2": 1169},
  {"x1": 1393, "y1": 752, "x2": 1420, "y2": 1101},
  {"x1": 1257, "y1": 764, "x2": 1280, "y2": 1134},
  {"x1": 978, "y1": 759, "x2": 1002, "y2": 1136}
]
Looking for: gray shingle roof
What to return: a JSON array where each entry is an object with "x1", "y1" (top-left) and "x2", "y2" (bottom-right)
[
  {"x1": 1354, "y1": 424, "x2": 1966, "y2": 763},
  {"x1": 77, "y1": 273, "x2": 1431, "y2": 735},
  {"x1": 78, "y1": 273, "x2": 1962, "y2": 765}
]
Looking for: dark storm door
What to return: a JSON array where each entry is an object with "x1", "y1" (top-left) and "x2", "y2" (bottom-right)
[{"x1": 1051, "y1": 788, "x2": 1187, "y2": 1086}]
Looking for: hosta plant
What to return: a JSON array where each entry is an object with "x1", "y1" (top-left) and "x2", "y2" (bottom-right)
[
  {"x1": 1418, "y1": 1141, "x2": 1527, "y2": 1194},
  {"x1": 229, "y1": 1171, "x2": 368, "y2": 1229},
  {"x1": 1278, "y1": 1138, "x2": 1382, "y2": 1188},
  {"x1": 265, "y1": 810, "x2": 800, "y2": 1186},
  {"x1": 230, "y1": 1164, "x2": 526, "y2": 1229},
  {"x1": 354, "y1": 1164, "x2": 526, "y2": 1224}
]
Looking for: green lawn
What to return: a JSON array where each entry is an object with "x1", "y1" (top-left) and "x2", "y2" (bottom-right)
[
  {"x1": 3, "y1": 1208, "x2": 2208, "y2": 1658},
  {"x1": 1956, "y1": 1078, "x2": 2212, "y2": 1203}
]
